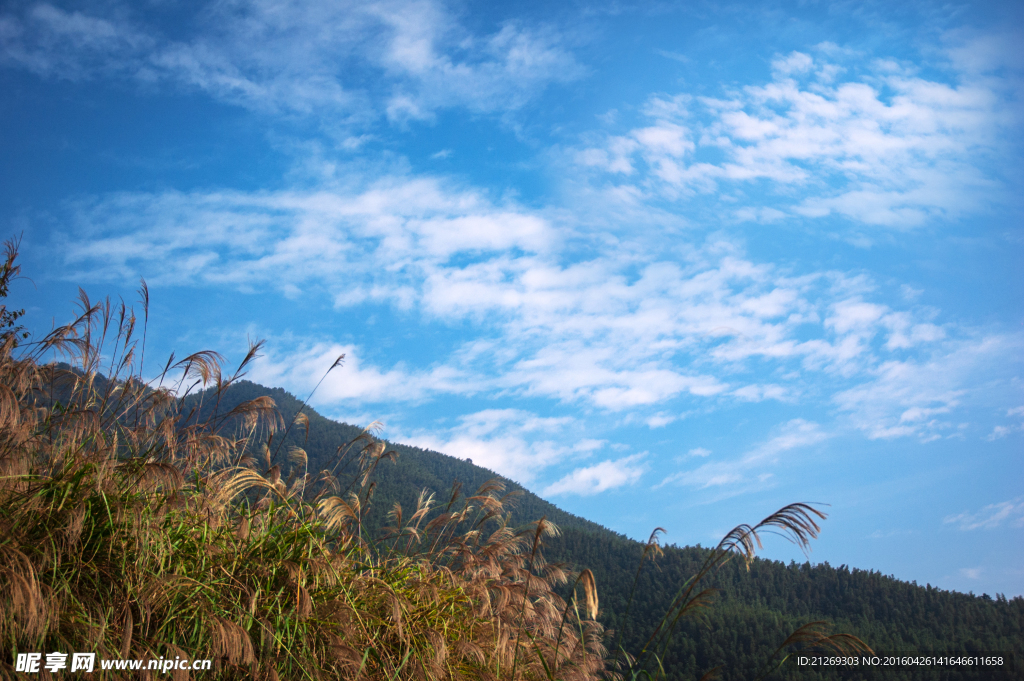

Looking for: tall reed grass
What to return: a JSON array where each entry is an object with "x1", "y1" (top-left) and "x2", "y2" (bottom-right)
[
  {"x1": 0, "y1": 239, "x2": 866, "y2": 680},
  {"x1": 0, "y1": 241, "x2": 605, "y2": 680}
]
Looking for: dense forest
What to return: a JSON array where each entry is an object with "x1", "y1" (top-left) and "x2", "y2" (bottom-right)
[{"x1": 192, "y1": 380, "x2": 1024, "y2": 680}]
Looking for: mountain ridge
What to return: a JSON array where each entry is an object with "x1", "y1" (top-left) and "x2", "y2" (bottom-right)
[{"x1": 192, "y1": 379, "x2": 1023, "y2": 680}]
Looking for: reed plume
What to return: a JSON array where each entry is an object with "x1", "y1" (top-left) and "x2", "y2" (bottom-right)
[{"x1": 0, "y1": 240, "x2": 605, "y2": 681}]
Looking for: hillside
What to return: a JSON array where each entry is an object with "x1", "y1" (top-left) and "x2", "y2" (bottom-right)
[
  {"x1": 4, "y1": 325, "x2": 602, "y2": 680},
  {"x1": 185, "y1": 380, "x2": 611, "y2": 537},
  {"x1": 193, "y1": 380, "x2": 1024, "y2": 680}
]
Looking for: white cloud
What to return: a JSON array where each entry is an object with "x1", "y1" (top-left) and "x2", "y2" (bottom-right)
[
  {"x1": 959, "y1": 567, "x2": 983, "y2": 580},
  {"x1": 633, "y1": 123, "x2": 695, "y2": 160},
  {"x1": 687, "y1": 447, "x2": 711, "y2": 457},
  {"x1": 0, "y1": 0, "x2": 581, "y2": 123},
  {"x1": 734, "y1": 207, "x2": 787, "y2": 224},
  {"x1": 659, "y1": 419, "x2": 829, "y2": 489},
  {"x1": 58, "y1": 178, "x2": 556, "y2": 290},
  {"x1": 507, "y1": 345, "x2": 729, "y2": 410},
  {"x1": 749, "y1": 419, "x2": 830, "y2": 459},
  {"x1": 944, "y1": 498, "x2": 1024, "y2": 531},
  {"x1": 399, "y1": 408, "x2": 594, "y2": 484},
  {"x1": 833, "y1": 335, "x2": 1020, "y2": 440},
  {"x1": 249, "y1": 341, "x2": 479, "y2": 403},
  {"x1": 48, "y1": 166, "x2": 984, "y2": 419},
  {"x1": 542, "y1": 454, "x2": 647, "y2": 496},
  {"x1": 645, "y1": 412, "x2": 676, "y2": 428},
  {"x1": 732, "y1": 383, "x2": 788, "y2": 402},
  {"x1": 987, "y1": 405, "x2": 1024, "y2": 440},
  {"x1": 826, "y1": 299, "x2": 887, "y2": 335},
  {"x1": 771, "y1": 51, "x2": 814, "y2": 77},
  {"x1": 0, "y1": 3, "x2": 153, "y2": 79},
  {"x1": 574, "y1": 46, "x2": 1014, "y2": 228},
  {"x1": 986, "y1": 425, "x2": 1013, "y2": 440}
]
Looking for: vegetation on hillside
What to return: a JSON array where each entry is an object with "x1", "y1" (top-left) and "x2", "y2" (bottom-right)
[
  {"x1": 195, "y1": 379, "x2": 1024, "y2": 680},
  {"x1": 0, "y1": 244, "x2": 606, "y2": 680},
  {"x1": 551, "y1": 529, "x2": 1023, "y2": 680},
  {"x1": 3, "y1": 240, "x2": 1017, "y2": 680}
]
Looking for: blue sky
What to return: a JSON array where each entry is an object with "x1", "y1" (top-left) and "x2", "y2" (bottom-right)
[{"x1": 2, "y1": 0, "x2": 1022, "y2": 597}]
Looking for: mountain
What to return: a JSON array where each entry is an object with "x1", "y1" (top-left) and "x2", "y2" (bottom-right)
[
  {"x1": 185, "y1": 379, "x2": 612, "y2": 537},
  {"x1": 192, "y1": 380, "x2": 1023, "y2": 680}
]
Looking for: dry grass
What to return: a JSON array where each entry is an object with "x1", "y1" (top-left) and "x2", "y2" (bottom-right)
[{"x1": 0, "y1": 242, "x2": 606, "y2": 680}]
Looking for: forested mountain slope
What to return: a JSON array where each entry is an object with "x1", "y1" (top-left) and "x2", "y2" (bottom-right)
[
  {"x1": 186, "y1": 380, "x2": 610, "y2": 537},
  {"x1": 193, "y1": 381, "x2": 1023, "y2": 680},
  {"x1": 550, "y1": 529, "x2": 1022, "y2": 680}
]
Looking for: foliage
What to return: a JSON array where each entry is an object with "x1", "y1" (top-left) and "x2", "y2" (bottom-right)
[
  {"x1": 600, "y1": 509, "x2": 872, "y2": 681},
  {"x1": 190, "y1": 381, "x2": 1024, "y2": 681},
  {"x1": 3, "y1": 241, "x2": 1018, "y2": 680},
  {"x1": 0, "y1": 245, "x2": 606, "y2": 680},
  {"x1": 0, "y1": 237, "x2": 27, "y2": 346},
  {"x1": 548, "y1": 524, "x2": 1024, "y2": 680},
  {"x1": 196, "y1": 378, "x2": 1024, "y2": 679}
]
